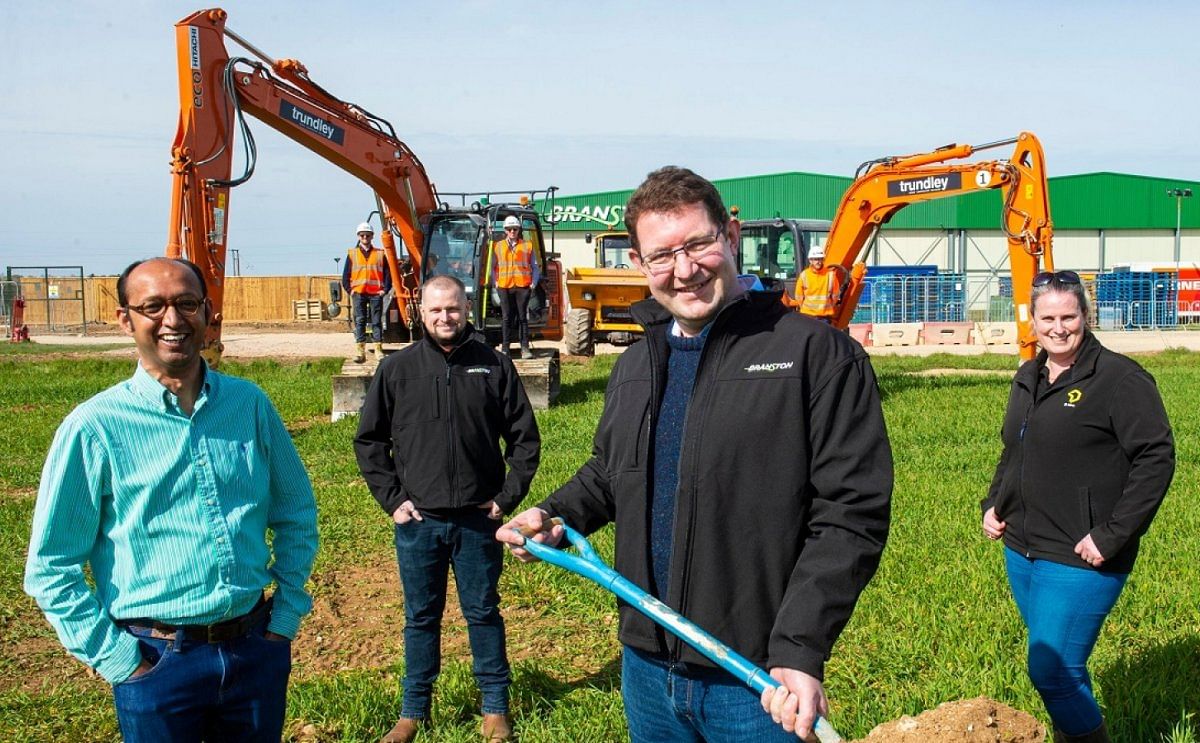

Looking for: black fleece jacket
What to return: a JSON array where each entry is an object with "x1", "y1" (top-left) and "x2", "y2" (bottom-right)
[
  {"x1": 540, "y1": 288, "x2": 892, "y2": 680},
  {"x1": 354, "y1": 325, "x2": 540, "y2": 517},
  {"x1": 982, "y1": 331, "x2": 1174, "y2": 573}
]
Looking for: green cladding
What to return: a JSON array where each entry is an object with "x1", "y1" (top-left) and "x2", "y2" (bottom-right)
[{"x1": 541, "y1": 172, "x2": 1199, "y2": 231}]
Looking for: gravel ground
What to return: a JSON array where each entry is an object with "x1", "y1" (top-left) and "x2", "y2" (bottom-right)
[{"x1": 29, "y1": 324, "x2": 1200, "y2": 359}]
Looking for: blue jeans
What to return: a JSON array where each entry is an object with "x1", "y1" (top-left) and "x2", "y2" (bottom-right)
[
  {"x1": 111, "y1": 616, "x2": 291, "y2": 742},
  {"x1": 393, "y1": 509, "x2": 509, "y2": 719},
  {"x1": 1005, "y1": 547, "x2": 1128, "y2": 735},
  {"x1": 621, "y1": 646, "x2": 795, "y2": 742},
  {"x1": 353, "y1": 292, "x2": 384, "y2": 343}
]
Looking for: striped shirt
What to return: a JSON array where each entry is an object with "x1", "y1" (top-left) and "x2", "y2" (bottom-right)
[{"x1": 24, "y1": 364, "x2": 318, "y2": 684}]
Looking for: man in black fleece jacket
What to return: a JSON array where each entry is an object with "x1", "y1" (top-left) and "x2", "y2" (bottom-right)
[
  {"x1": 499, "y1": 167, "x2": 892, "y2": 742},
  {"x1": 356, "y1": 275, "x2": 538, "y2": 743}
]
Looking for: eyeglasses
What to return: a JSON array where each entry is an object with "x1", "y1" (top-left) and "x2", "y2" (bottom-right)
[
  {"x1": 639, "y1": 231, "x2": 725, "y2": 274},
  {"x1": 124, "y1": 296, "x2": 205, "y2": 319},
  {"x1": 504, "y1": 226, "x2": 520, "y2": 232},
  {"x1": 1032, "y1": 270, "x2": 1081, "y2": 287}
]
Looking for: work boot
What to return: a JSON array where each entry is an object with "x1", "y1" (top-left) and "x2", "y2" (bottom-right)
[
  {"x1": 374, "y1": 342, "x2": 385, "y2": 361},
  {"x1": 353, "y1": 342, "x2": 366, "y2": 363},
  {"x1": 1053, "y1": 721, "x2": 1110, "y2": 743},
  {"x1": 481, "y1": 713, "x2": 512, "y2": 742},
  {"x1": 520, "y1": 343, "x2": 533, "y2": 359},
  {"x1": 381, "y1": 716, "x2": 426, "y2": 743}
]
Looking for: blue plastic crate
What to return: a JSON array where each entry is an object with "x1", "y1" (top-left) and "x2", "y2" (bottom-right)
[
  {"x1": 865, "y1": 264, "x2": 939, "y2": 277},
  {"x1": 1094, "y1": 272, "x2": 1178, "y2": 327}
]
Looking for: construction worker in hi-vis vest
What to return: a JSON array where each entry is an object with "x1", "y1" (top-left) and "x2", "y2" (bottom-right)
[
  {"x1": 797, "y1": 244, "x2": 841, "y2": 323},
  {"x1": 490, "y1": 215, "x2": 540, "y2": 358},
  {"x1": 341, "y1": 222, "x2": 393, "y2": 362}
]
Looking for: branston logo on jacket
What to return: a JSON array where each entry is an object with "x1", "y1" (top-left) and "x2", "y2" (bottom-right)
[{"x1": 744, "y1": 361, "x2": 794, "y2": 373}]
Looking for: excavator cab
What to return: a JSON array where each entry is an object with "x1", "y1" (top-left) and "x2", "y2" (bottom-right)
[
  {"x1": 422, "y1": 214, "x2": 482, "y2": 286},
  {"x1": 736, "y1": 218, "x2": 831, "y2": 299},
  {"x1": 421, "y1": 203, "x2": 563, "y2": 347}
]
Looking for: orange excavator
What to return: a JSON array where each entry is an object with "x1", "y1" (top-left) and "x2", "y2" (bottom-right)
[
  {"x1": 167, "y1": 8, "x2": 563, "y2": 365},
  {"x1": 812, "y1": 132, "x2": 1054, "y2": 361}
]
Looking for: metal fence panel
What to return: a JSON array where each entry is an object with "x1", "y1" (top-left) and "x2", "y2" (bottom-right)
[
  {"x1": 852, "y1": 274, "x2": 966, "y2": 323},
  {"x1": 4, "y1": 266, "x2": 87, "y2": 334},
  {"x1": 0, "y1": 280, "x2": 18, "y2": 335}
]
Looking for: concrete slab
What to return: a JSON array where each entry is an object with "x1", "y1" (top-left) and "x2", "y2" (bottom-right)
[{"x1": 510, "y1": 349, "x2": 561, "y2": 410}]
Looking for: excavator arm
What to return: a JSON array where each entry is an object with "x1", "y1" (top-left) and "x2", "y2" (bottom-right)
[
  {"x1": 821, "y1": 132, "x2": 1053, "y2": 361},
  {"x1": 168, "y1": 8, "x2": 438, "y2": 364}
]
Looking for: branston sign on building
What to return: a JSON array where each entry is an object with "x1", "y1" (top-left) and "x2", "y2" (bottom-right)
[{"x1": 548, "y1": 204, "x2": 625, "y2": 228}]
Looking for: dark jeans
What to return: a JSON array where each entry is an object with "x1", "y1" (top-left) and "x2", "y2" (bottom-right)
[
  {"x1": 111, "y1": 615, "x2": 291, "y2": 742},
  {"x1": 497, "y1": 287, "x2": 530, "y2": 348},
  {"x1": 1005, "y1": 547, "x2": 1128, "y2": 735},
  {"x1": 621, "y1": 646, "x2": 795, "y2": 742},
  {"x1": 353, "y1": 292, "x2": 384, "y2": 343},
  {"x1": 393, "y1": 509, "x2": 509, "y2": 719}
]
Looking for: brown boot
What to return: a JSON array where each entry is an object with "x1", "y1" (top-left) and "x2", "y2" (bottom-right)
[
  {"x1": 481, "y1": 713, "x2": 512, "y2": 741},
  {"x1": 374, "y1": 342, "x2": 385, "y2": 361},
  {"x1": 353, "y1": 342, "x2": 366, "y2": 363},
  {"x1": 381, "y1": 716, "x2": 426, "y2": 743}
]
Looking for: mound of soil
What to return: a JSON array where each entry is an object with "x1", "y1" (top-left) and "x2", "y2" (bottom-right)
[{"x1": 853, "y1": 697, "x2": 1045, "y2": 742}]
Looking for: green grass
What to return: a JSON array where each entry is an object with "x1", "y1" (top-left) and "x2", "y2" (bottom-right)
[
  {"x1": 1, "y1": 350, "x2": 1197, "y2": 741},
  {"x1": 0, "y1": 341, "x2": 130, "y2": 356}
]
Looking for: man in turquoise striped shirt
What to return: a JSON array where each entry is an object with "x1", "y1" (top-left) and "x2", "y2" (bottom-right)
[{"x1": 24, "y1": 257, "x2": 318, "y2": 742}]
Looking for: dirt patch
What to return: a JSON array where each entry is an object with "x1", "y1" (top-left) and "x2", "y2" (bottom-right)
[
  {"x1": 0, "y1": 629, "x2": 106, "y2": 694},
  {"x1": 224, "y1": 321, "x2": 346, "y2": 334},
  {"x1": 293, "y1": 556, "x2": 404, "y2": 676},
  {"x1": 295, "y1": 556, "x2": 617, "y2": 680},
  {"x1": 0, "y1": 487, "x2": 36, "y2": 502},
  {"x1": 853, "y1": 697, "x2": 1045, "y2": 742}
]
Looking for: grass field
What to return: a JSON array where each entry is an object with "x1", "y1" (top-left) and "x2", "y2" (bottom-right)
[{"x1": 1, "y1": 348, "x2": 1197, "y2": 742}]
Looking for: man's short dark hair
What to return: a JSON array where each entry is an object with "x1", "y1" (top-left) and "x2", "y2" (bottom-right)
[
  {"x1": 624, "y1": 166, "x2": 729, "y2": 252},
  {"x1": 117, "y1": 258, "x2": 208, "y2": 306}
]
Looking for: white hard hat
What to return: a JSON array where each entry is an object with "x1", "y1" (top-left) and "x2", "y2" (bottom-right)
[
  {"x1": 356, "y1": 222, "x2": 374, "y2": 234},
  {"x1": 808, "y1": 245, "x2": 825, "y2": 260},
  {"x1": 503, "y1": 215, "x2": 521, "y2": 229}
]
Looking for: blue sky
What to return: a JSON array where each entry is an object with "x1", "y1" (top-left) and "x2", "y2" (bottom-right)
[{"x1": 2, "y1": 1, "x2": 1197, "y2": 275}]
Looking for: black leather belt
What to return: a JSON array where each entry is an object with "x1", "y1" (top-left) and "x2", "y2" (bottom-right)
[{"x1": 120, "y1": 595, "x2": 272, "y2": 643}]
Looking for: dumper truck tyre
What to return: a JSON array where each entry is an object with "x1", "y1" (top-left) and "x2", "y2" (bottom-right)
[{"x1": 565, "y1": 308, "x2": 595, "y2": 356}]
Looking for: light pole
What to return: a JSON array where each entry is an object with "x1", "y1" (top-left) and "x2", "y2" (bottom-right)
[{"x1": 1167, "y1": 187, "x2": 1192, "y2": 263}]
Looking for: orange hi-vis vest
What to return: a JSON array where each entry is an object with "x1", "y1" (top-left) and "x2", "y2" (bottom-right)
[
  {"x1": 348, "y1": 246, "x2": 387, "y2": 295},
  {"x1": 493, "y1": 239, "x2": 534, "y2": 289},
  {"x1": 799, "y1": 265, "x2": 841, "y2": 318}
]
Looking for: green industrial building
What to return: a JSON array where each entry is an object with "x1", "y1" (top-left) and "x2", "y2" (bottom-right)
[{"x1": 542, "y1": 171, "x2": 1199, "y2": 275}]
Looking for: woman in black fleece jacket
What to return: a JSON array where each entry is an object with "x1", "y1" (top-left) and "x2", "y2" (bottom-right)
[{"x1": 981, "y1": 271, "x2": 1174, "y2": 743}]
